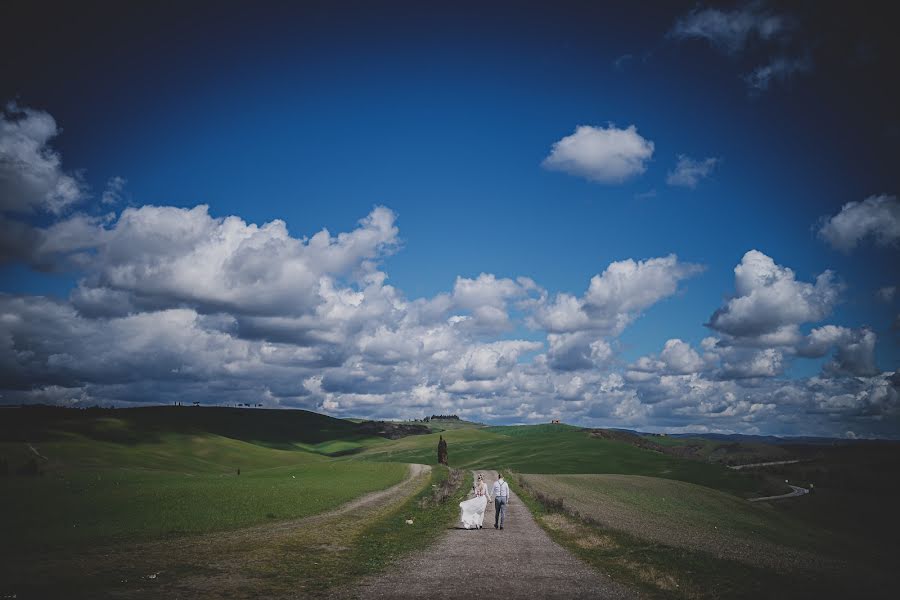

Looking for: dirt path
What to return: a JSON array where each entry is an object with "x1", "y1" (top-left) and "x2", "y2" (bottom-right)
[
  {"x1": 27, "y1": 442, "x2": 49, "y2": 461},
  {"x1": 7, "y1": 463, "x2": 431, "y2": 599},
  {"x1": 336, "y1": 470, "x2": 637, "y2": 600},
  {"x1": 206, "y1": 462, "x2": 432, "y2": 540},
  {"x1": 748, "y1": 484, "x2": 809, "y2": 502},
  {"x1": 729, "y1": 459, "x2": 802, "y2": 470},
  {"x1": 124, "y1": 463, "x2": 431, "y2": 555}
]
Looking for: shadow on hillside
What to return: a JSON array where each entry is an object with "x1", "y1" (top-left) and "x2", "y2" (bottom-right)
[{"x1": 0, "y1": 405, "x2": 428, "y2": 449}]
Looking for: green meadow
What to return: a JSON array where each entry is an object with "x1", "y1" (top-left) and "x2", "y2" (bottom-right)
[
  {"x1": 0, "y1": 407, "x2": 409, "y2": 554},
  {"x1": 359, "y1": 420, "x2": 900, "y2": 598},
  {"x1": 357, "y1": 422, "x2": 761, "y2": 496},
  {"x1": 4, "y1": 407, "x2": 898, "y2": 599},
  {"x1": 2, "y1": 453, "x2": 407, "y2": 552},
  {"x1": 519, "y1": 473, "x2": 829, "y2": 560},
  {"x1": 513, "y1": 472, "x2": 897, "y2": 599}
]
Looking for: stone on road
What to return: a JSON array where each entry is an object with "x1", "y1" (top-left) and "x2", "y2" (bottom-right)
[{"x1": 337, "y1": 470, "x2": 637, "y2": 599}]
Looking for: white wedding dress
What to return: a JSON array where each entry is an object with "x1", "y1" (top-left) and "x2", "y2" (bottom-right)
[{"x1": 459, "y1": 482, "x2": 489, "y2": 529}]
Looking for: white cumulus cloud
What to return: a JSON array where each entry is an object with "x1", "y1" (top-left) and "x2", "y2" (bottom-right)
[
  {"x1": 800, "y1": 326, "x2": 878, "y2": 377},
  {"x1": 546, "y1": 333, "x2": 613, "y2": 372},
  {"x1": 69, "y1": 203, "x2": 400, "y2": 318},
  {"x1": 2, "y1": 104, "x2": 898, "y2": 438},
  {"x1": 531, "y1": 254, "x2": 704, "y2": 336},
  {"x1": 542, "y1": 124, "x2": 654, "y2": 184},
  {"x1": 1, "y1": 102, "x2": 84, "y2": 215},
  {"x1": 719, "y1": 348, "x2": 784, "y2": 379},
  {"x1": 630, "y1": 338, "x2": 707, "y2": 376},
  {"x1": 708, "y1": 250, "x2": 840, "y2": 339},
  {"x1": 449, "y1": 273, "x2": 533, "y2": 332},
  {"x1": 818, "y1": 194, "x2": 900, "y2": 252}
]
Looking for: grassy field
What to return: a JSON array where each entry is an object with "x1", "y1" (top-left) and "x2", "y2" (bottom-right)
[
  {"x1": 635, "y1": 433, "x2": 793, "y2": 465},
  {"x1": 422, "y1": 417, "x2": 486, "y2": 432},
  {"x1": 6, "y1": 405, "x2": 897, "y2": 599},
  {"x1": 0, "y1": 405, "x2": 477, "y2": 599},
  {"x1": 747, "y1": 443, "x2": 900, "y2": 573},
  {"x1": 512, "y1": 474, "x2": 895, "y2": 599},
  {"x1": 0, "y1": 407, "x2": 413, "y2": 555},
  {"x1": 0, "y1": 404, "x2": 412, "y2": 453},
  {"x1": 192, "y1": 465, "x2": 468, "y2": 599},
  {"x1": 269, "y1": 466, "x2": 470, "y2": 597},
  {"x1": 520, "y1": 474, "x2": 831, "y2": 565},
  {"x1": 2, "y1": 464, "x2": 466, "y2": 599},
  {"x1": 359, "y1": 422, "x2": 900, "y2": 597},
  {"x1": 358, "y1": 423, "x2": 762, "y2": 496},
  {"x1": 2, "y1": 447, "x2": 407, "y2": 553}
]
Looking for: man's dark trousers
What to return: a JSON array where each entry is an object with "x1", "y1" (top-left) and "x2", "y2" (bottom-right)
[{"x1": 494, "y1": 496, "x2": 507, "y2": 528}]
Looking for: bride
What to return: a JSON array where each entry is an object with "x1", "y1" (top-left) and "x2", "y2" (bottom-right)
[{"x1": 459, "y1": 473, "x2": 491, "y2": 529}]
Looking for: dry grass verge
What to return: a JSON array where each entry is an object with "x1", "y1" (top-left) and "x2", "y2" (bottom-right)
[{"x1": 510, "y1": 472, "x2": 892, "y2": 599}]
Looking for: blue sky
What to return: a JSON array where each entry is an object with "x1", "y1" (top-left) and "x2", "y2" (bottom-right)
[{"x1": 2, "y1": 1, "x2": 898, "y2": 437}]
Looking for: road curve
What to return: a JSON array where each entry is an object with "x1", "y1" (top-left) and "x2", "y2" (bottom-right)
[{"x1": 748, "y1": 484, "x2": 809, "y2": 502}]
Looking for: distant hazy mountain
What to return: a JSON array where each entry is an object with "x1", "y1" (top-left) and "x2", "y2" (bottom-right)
[
  {"x1": 606, "y1": 427, "x2": 893, "y2": 445},
  {"x1": 663, "y1": 432, "x2": 887, "y2": 445}
]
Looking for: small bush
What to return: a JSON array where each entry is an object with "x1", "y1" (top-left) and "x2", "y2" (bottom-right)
[
  {"x1": 420, "y1": 468, "x2": 463, "y2": 507},
  {"x1": 513, "y1": 472, "x2": 564, "y2": 513},
  {"x1": 534, "y1": 490, "x2": 565, "y2": 513}
]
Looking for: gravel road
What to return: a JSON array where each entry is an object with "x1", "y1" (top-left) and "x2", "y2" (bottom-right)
[
  {"x1": 729, "y1": 460, "x2": 802, "y2": 470},
  {"x1": 336, "y1": 470, "x2": 637, "y2": 600},
  {"x1": 748, "y1": 484, "x2": 809, "y2": 502}
]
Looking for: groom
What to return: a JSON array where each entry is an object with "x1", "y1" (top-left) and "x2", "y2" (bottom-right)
[{"x1": 492, "y1": 472, "x2": 509, "y2": 529}]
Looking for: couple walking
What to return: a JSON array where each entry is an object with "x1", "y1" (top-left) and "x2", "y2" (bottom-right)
[{"x1": 459, "y1": 472, "x2": 509, "y2": 530}]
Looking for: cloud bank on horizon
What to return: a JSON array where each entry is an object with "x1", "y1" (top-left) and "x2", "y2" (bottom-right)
[{"x1": 1, "y1": 103, "x2": 897, "y2": 439}]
